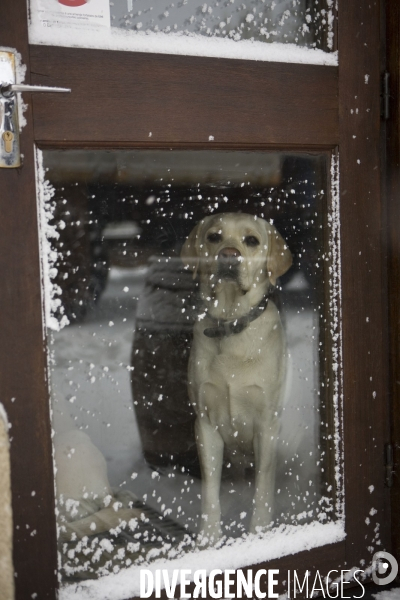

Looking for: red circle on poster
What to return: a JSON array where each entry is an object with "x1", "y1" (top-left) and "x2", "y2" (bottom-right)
[{"x1": 58, "y1": 0, "x2": 88, "y2": 6}]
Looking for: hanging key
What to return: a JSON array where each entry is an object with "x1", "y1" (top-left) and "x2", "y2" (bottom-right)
[{"x1": 2, "y1": 131, "x2": 14, "y2": 153}]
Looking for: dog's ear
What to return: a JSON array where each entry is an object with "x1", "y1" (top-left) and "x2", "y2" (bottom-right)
[
  {"x1": 180, "y1": 220, "x2": 203, "y2": 279},
  {"x1": 265, "y1": 223, "x2": 292, "y2": 286}
]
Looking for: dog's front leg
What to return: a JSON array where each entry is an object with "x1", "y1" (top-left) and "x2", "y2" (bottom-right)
[
  {"x1": 195, "y1": 416, "x2": 224, "y2": 543},
  {"x1": 250, "y1": 419, "x2": 279, "y2": 533}
]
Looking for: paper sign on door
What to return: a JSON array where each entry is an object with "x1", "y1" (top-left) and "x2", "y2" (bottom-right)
[{"x1": 30, "y1": 0, "x2": 111, "y2": 30}]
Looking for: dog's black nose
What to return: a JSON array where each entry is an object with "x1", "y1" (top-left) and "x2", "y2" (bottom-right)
[{"x1": 218, "y1": 247, "x2": 241, "y2": 263}]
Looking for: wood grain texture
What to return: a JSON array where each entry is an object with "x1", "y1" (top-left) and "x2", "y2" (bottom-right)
[
  {"x1": 0, "y1": 0, "x2": 58, "y2": 598},
  {"x1": 386, "y1": 0, "x2": 400, "y2": 565},
  {"x1": 29, "y1": 46, "x2": 339, "y2": 147},
  {"x1": 339, "y1": 0, "x2": 391, "y2": 567}
]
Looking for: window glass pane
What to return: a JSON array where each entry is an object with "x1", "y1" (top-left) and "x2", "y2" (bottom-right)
[
  {"x1": 111, "y1": 0, "x2": 332, "y2": 50},
  {"x1": 39, "y1": 149, "x2": 343, "y2": 592},
  {"x1": 28, "y1": 0, "x2": 336, "y2": 59}
]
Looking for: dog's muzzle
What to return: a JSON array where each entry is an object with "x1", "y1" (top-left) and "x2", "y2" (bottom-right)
[{"x1": 217, "y1": 247, "x2": 241, "y2": 280}]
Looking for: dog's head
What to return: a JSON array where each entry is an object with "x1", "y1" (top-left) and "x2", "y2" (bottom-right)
[{"x1": 181, "y1": 213, "x2": 292, "y2": 293}]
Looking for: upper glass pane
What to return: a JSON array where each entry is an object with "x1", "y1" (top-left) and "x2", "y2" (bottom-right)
[
  {"x1": 38, "y1": 148, "x2": 343, "y2": 598},
  {"x1": 111, "y1": 0, "x2": 331, "y2": 49},
  {"x1": 28, "y1": 0, "x2": 337, "y2": 63}
]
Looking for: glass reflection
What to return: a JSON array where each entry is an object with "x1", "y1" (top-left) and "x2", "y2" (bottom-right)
[
  {"x1": 42, "y1": 149, "x2": 339, "y2": 582},
  {"x1": 111, "y1": 0, "x2": 334, "y2": 51}
]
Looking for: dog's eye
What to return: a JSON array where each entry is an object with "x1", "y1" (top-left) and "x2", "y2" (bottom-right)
[
  {"x1": 244, "y1": 235, "x2": 260, "y2": 247},
  {"x1": 207, "y1": 232, "x2": 222, "y2": 243}
]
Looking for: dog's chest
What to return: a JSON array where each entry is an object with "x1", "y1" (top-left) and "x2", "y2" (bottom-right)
[
  {"x1": 189, "y1": 309, "x2": 285, "y2": 445},
  {"x1": 193, "y1": 309, "x2": 285, "y2": 385}
]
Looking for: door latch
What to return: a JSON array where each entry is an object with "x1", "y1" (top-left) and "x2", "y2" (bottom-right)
[{"x1": 0, "y1": 49, "x2": 70, "y2": 168}]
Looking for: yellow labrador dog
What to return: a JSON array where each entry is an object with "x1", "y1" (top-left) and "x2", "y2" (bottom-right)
[{"x1": 181, "y1": 213, "x2": 292, "y2": 541}]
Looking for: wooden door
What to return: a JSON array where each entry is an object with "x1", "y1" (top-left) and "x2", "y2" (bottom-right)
[{"x1": 0, "y1": 1, "x2": 392, "y2": 598}]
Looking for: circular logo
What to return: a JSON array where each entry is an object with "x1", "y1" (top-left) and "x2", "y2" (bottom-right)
[
  {"x1": 58, "y1": 0, "x2": 88, "y2": 6},
  {"x1": 372, "y1": 551, "x2": 399, "y2": 585}
]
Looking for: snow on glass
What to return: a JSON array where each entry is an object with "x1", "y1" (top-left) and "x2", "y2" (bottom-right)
[
  {"x1": 28, "y1": 0, "x2": 337, "y2": 65},
  {"x1": 37, "y1": 149, "x2": 344, "y2": 599},
  {"x1": 111, "y1": 0, "x2": 334, "y2": 49},
  {"x1": 36, "y1": 150, "x2": 69, "y2": 332}
]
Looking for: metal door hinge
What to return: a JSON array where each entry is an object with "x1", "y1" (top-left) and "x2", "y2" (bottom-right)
[
  {"x1": 381, "y1": 71, "x2": 390, "y2": 120},
  {"x1": 0, "y1": 48, "x2": 70, "y2": 168},
  {"x1": 385, "y1": 443, "x2": 394, "y2": 488}
]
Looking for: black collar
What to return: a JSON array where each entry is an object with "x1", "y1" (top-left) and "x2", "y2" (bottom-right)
[{"x1": 203, "y1": 293, "x2": 270, "y2": 339}]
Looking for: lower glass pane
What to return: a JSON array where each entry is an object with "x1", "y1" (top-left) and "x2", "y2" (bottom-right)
[{"x1": 40, "y1": 149, "x2": 342, "y2": 588}]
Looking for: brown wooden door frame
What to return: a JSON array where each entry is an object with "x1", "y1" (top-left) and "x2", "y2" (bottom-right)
[
  {"x1": 386, "y1": 0, "x2": 400, "y2": 566},
  {"x1": 0, "y1": 2, "x2": 59, "y2": 598},
  {"x1": 0, "y1": 1, "x2": 392, "y2": 598}
]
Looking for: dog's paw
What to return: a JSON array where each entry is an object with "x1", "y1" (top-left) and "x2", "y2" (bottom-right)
[
  {"x1": 249, "y1": 512, "x2": 274, "y2": 535},
  {"x1": 197, "y1": 522, "x2": 222, "y2": 547}
]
